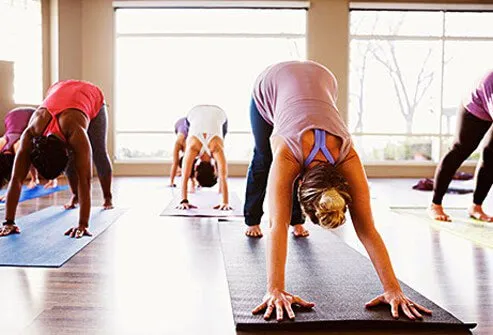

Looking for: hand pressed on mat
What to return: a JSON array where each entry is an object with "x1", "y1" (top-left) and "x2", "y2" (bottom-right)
[
  {"x1": 366, "y1": 289, "x2": 432, "y2": 320},
  {"x1": 176, "y1": 202, "x2": 197, "y2": 210},
  {"x1": 253, "y1": 289, "x2": 315, "y2": 321},
  {"x1": 214, "y1": 203, "x2": 233, "y2": 211},
  {"x1": 0, "y1": 223, "x2": 20, "y2": 236},
  {"x1": 65, "y1": 225, "x2": 93, "y2": 239}
]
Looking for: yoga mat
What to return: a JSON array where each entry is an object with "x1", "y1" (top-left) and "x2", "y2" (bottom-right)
[
  {"x1": 219, "y1": 223, "x2": 476, "y2": 331},
  {"x1": 0, "y1": 185, "x2": 69, "y2": 203},
  {"x1": 160, "y1": 190, "x2": 243, "y2": 217},
  {"x1": 0, "y1": 206, "x2": 126, "y2": 267},
  {"x1": 395, "y1": 208, "x2": 493, "y2": 249}
]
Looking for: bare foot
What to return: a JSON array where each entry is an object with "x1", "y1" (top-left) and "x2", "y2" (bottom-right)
[
  {"x1": 44, "y1": 179, "x2": 58, "y2": 189},
  {"x1": 64, "y1": 195, "x2": 78, "y2": 210},
  {"x1": 245, "y1": 225, "x2": 263, "y2": 238},
  {"x1": 27, "y1": 179, "x2": 39, "y2": 189},
  {"x1": 103, "y1": 198, "x2": 114, "y2": 210},
  {"x1": 427, "y1": 204, "x2": 451, "y2": 222},
  {"x1": 468, "y1": 204, "x2": 493, "y2": 222},
  {"x1": 292, "y1": 224, "x2": 309, "y2": 237}
]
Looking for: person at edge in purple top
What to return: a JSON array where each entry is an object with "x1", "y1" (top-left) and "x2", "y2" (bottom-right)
[
  {"x1": 429, "y1": 70, "x2": 493, "y2": 222},
  {"x1": 245, "y1": 61, "x2": 432, "y2": 321},
  {"x1": 0, "y1": 107, "x2": 57, "y2": 200}
]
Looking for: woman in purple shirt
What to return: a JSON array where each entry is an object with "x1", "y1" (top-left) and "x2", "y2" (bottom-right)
[
  {"x1": 429, "y1": 70, "x2": 493, "y2": 222},
  {"x1": 0, "y1": 107, "x2": 57, "y2": 193},
  {"x1": 246, "y1": 61, "x2": 431, "y2": 321}
]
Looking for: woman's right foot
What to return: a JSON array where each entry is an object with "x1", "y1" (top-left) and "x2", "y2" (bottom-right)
[
  {"x1": 468, "y1": 204, "x2": 493, "y2": 222},
  {"x1": 245, "y1": 225, "x2": 263, "y2": 238},
  {"x1": 428, "y1": 204, "x2": 451, "y2": 222}
]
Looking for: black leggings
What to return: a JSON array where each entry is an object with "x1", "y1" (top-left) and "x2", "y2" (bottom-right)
[{"x1": 433, "y1": 106, "x2": 493, "y2": 205}]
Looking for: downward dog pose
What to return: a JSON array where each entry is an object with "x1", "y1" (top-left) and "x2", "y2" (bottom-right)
[
  {"x1": 176, "y1": 104, "x2": 231, "y2": 210},
  {"x1": 0, "y1": 80, "x2": 113, "y2": 239},
  {"x1": 429, "y1": 70, "x2": 493, "y2": 222},
  {"x1": 246, "y1": 61, "x2": 432, "y2": 320},
  {"x1": 0, "y1": 108, "x2": 58, "y2": 196}
]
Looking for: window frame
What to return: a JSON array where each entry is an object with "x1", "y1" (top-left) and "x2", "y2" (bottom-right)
[
  {"x1": 349, "y1": 8, "x2": 493, "y2": 164},
  {"x1": 113, "y1": 6, "x2": 307, "y2": 163}
]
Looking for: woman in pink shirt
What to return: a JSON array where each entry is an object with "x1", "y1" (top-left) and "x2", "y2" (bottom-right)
[
  {"x1": 0, "y1": 80, "x2": 113, "y2": 239},
  {"x1": 0, "y1": 107, "x2": 57, "y2": 193},
  {"x1": 246, "y1": 61, "x2": 431, "y2": 321},
  {"x1": 429, "y1": 70, "x2": 493, "y2": 222}
]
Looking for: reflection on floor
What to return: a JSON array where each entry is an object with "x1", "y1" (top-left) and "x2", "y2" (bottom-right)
[{"x1": 0, "y1": 177, "x2": 490, "y2": 335}]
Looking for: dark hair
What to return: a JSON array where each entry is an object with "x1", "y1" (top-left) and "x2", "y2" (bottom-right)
[
  {"x1": 30, "y1": 135, "x2": 68, "y2": 180},
  {"x1": 195, "y1": 161, "x2": 217, "y2": 187},
  {"x1": 0, "y1": 153, "x2": 15, "y2": 188},
  {"x1": 298, "y1": 162, "x2": 352, "y2": 229}
]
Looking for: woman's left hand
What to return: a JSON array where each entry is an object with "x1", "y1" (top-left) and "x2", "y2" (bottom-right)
[
  {"x1": 64, "y1": 225, "x2": 93, "y2": 238},
  {"x1": 366, "y1": 289, "x2": 432, "y2": 320},
  {"x1": 214, "y1": 203, "x2": 233, "y2": 211}
]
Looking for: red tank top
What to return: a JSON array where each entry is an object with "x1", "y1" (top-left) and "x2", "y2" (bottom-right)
[{"x1": 40, "y1": 80, "x2": 104, "y2": 142}]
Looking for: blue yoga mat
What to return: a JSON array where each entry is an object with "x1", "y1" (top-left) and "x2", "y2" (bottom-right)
[
  {"x1": 0, "y1": 185, "x2": 69, "y2": 203},
  {"x1": 0, "y1": 206, "x2": 126, "y2": 267}
]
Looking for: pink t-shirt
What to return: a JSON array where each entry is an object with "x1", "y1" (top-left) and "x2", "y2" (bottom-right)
[
  {"x1": 252, "y1": 60, "x2": 352, "y2": 166},
  {"x1": 464, "y1": 70, "x2": 493, "y2": 121},
  {"x1": 40, "y1": 80, "x2": 104, "y2": 141}
]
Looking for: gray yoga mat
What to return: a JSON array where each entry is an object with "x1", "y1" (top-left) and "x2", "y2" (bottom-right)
[
  {"x1": 370, "y1": 179, "x2": 472, "y2": 210},
  {"x1": 160, "y1": 190, "x2": 243, "y2": 217},
  {"x1": 0, "y1": 206, "x2": 126, "y2": 267},
  {"x1": 219, "y1": 223, "x2": 476, "y2": 331}
]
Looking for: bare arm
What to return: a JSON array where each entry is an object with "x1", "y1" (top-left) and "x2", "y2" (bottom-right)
[
  {"x1": 212, "y1": 146, "x2": 229, "y2": 206},
  {"x1": 266, "y1": 148, "x2": 301, "y2": 291},
  {"x1": 337, "y1": 148, "x2": 431, "y2": 319},
  {"x1": 5, "y1": 109, "x2": 52, "y2": 222},
  {"x1": 67, "y1": 128, "x2": 93, "y2": 229},
  {"x1": 337, "y1": 148, "x2": 400, "y2": 292},
  {"x1": 4, "y1": 133, "x2": 34, "y2": 221}
]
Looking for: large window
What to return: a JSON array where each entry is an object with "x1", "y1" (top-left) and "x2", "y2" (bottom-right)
[
  {"x1": 115, "y1": 8, "x2": 306, "y2": 162},
  {"x1": 0, "y1": 0, "x2": 42, "y2": 104},
  {"x1": 349, "y1": 10, "x2": 493, "y2": 162}
]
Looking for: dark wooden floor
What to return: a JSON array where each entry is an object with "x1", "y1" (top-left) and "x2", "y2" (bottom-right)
[{"x1": 0, "y1": 177, "x2": 490, "y2": 335}]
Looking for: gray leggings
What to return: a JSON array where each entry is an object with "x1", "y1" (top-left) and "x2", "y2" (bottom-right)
[{"x1": 65, "y1": 105, "x2": 112, "y2": 180}]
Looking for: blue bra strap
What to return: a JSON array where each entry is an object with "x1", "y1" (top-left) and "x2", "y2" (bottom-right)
[{"x1": 304, "y1": 129, "x2": 336, "y2": 167}]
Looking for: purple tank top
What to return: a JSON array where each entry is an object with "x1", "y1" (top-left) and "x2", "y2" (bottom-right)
[
  {"x1": 174, "y1": 117, "x2": 189, "y2": 138},
  {"x1": 2, "y1": 107, "x2": 35, "y2": 153},
  {"x1": 252, "y1": 61, "x2": 352, "y2": 166},
  {"x1": 464, "y1": 70, "x2": 493, "y2": 121}
]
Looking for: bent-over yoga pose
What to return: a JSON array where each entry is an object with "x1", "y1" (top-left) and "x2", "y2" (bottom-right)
[
  {"x1": 0, "y1": 107, "x2": 57, "y2": 195},
  {"x1": 245, "y1": 61, "x2": 432, "y2": 320},
  {"x1": 0, "y1": 80, "x2": 113, "y2": 239},
  {"x1": 429, "y1": 70, "x2": 493, "y2": 222},
  {"x1": 176, "y1": 104, "x2": 231, "y2": 210}
]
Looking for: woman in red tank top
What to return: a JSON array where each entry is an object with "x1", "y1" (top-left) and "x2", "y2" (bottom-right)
[{"x1": 0, "y1": 80, "x2": 113, "y2": 239}]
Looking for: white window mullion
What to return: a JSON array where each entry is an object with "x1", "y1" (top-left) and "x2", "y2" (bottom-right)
[{"x1": 113, "y1": 1, "x2": 310, "y2": 9}]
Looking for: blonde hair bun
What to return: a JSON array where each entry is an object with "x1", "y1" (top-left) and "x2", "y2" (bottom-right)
[{"x1": 315, "y1": 188, "x2": 350, "y2": 229}]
